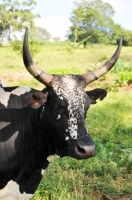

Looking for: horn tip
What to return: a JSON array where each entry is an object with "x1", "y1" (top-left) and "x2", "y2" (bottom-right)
[{"x1": 119, "y1": 38, "x2": 122, "y2": 45}]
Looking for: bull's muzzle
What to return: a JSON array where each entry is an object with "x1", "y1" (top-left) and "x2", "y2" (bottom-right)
[{"x1": 75, "y1": 142, "x2": 96, "y2": 159}]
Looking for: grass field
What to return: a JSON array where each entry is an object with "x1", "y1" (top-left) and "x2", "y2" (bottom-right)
[
  {"x1": 0, "y1": 42, "x2": 132, "y2": 88},
  {"x1": 0, "y1": 42, "x2": 132, "y2": 200}
]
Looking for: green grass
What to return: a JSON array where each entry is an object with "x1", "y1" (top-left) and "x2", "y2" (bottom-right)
[{"x1": 0, "y1": 43, "x2": 132, "y2": 200}]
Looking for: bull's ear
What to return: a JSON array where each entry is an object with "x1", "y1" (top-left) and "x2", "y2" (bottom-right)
[
  {"x1": 86, "y1": 88, "x2": 107, "y2": 104},
  {"x1": 26, "y1": 91, "x2": 48, "y2": 109}
]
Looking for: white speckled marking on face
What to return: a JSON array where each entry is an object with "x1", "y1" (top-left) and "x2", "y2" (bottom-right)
[
  {"x1": 0, "y1": 180, "x2": 33, "y2": 200},
  {"x1": 57, "y1": 114, "x2": 61, "y2": 119},
  {"x1": 59, "y1": 96, "x2": 63, "y2": 100},
  {"x1": 65, "y1": 136, "x2": 69, "y2": 141},
  {"x1": 52, "y1": 75, "x2": 86, "y2": 140}
]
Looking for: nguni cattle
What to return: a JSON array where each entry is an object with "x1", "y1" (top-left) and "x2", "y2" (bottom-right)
[{"x1": 0, "y1": 28, "x2": 122, "y2": 200}]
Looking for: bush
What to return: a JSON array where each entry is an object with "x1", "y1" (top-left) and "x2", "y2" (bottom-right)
[
  {"x1": 11, "y1": 40, "x2": 41, "y2": 57},
  {"x1": 112, "y1": 59, "x2": 132, "y2": 73},
  {"x1": 118, "y1": 72, "x2": 132, "y2": 86}
]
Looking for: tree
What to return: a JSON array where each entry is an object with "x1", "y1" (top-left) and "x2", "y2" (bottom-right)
[
  {"x1": 0, "y1": 22, "x2": 8, "y2": 45},
  {"x1": 0, "y1": 0, "x2": 40, "y2": 41},
  {"x1": 11, "y1": 26, "x2": 51, "y2": 57},
  {"x1": 110, "y1": 23, "x2": 123, "y2": 44},
  {"x1": 68, "y1": 0, "x2": 117, "y2": 46},
  {"x1": 121, "y1": 29, "x2": 132, "y2": 46},
  {"x1": 111, "y1": 24, "x2": 132, "y2": 46},
  {"x1": 28, "y1": 26, "x2": 51, "y2": 40}
]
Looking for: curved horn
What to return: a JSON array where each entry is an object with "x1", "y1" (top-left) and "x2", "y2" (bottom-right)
[
  {"x1": 23, "y1": 28, "x2": 53, "y2": 85},
  {"x1": 82, "y1": 38, "x2": 122, "y2": 85}
]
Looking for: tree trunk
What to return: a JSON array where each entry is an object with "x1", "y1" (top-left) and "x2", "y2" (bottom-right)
[{"x1": 83, "y1": 41, "x2": 87, "y2": 48}]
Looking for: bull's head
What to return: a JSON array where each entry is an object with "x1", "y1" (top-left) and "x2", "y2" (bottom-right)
[{"x1": 23, "y1": 28, "x2": 122, "y2": 160}]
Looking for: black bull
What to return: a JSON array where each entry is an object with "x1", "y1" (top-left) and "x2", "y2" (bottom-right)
[{"x1": 0, "y1": 29, "x2": 122, "y2": 200}]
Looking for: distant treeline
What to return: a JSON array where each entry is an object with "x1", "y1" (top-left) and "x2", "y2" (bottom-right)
[{"x1": 67, "y1": 0, "x2": 132, "y2": 47}]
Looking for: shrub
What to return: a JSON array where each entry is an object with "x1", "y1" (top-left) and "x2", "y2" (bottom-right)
[
  {"x1": 118, "y1": 72, "x2": 132, "y2": 86},
  {"x1": 11, "y1": 40, "x2": 41, "y2": 57},
  {"x1": 112, "y1": 59, "x2": 132, "y2": 73}
]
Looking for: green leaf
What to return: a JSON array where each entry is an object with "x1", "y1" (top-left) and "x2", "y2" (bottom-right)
[{"x1": 128, "y1": 153, "x2": 132, "y2": 163}]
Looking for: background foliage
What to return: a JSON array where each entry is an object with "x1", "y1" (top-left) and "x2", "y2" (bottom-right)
[{"x1": 67, "y1": 0, "x2": 132, "y2": 47}]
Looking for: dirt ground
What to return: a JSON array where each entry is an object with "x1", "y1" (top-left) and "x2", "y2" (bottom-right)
[{"x1": 121, "y1": 83, "x2": 132, "y2": 91}]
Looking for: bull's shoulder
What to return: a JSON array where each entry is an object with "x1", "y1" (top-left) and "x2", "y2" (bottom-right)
[
  {"x1": 1, "y1": 86, "x2": 31, "y2": 94},
  {"x1": 0, "y1": 86, "x2": 32, "y2": 108}
]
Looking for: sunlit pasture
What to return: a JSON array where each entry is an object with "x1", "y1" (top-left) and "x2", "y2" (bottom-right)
[{"x1": 0, "y1": 42, "x2": 132, "y2": 200}]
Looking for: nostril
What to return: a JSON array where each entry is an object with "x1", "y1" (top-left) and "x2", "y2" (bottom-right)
[
  {"x1": 75, "y1": 144, "x2": 96, "y2": 158},
  {"x1": 77, "y1": 145, "x2": 86, "y2": 154}
]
